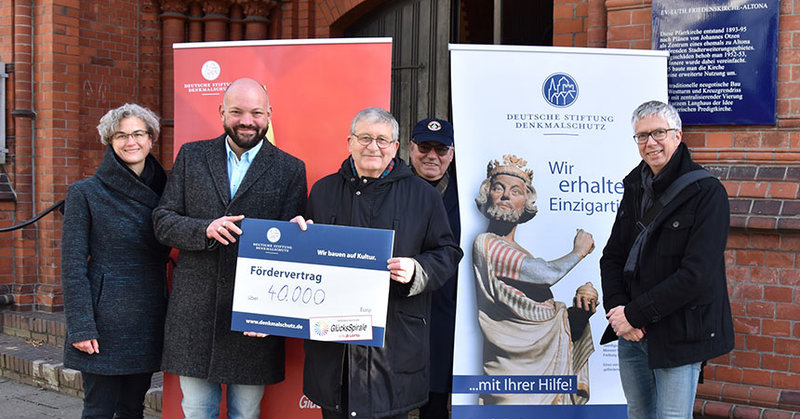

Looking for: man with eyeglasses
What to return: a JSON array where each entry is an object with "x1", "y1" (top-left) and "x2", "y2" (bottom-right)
[
  {"x1": 292, "y1": 107, "x2": 463, "y2": 419},
  {"x1": 600, "y1": 100, "x2": 733, "y2": 418},
  {"x1": 405, "y1": 118, "x2": 460, "y2": 418}
]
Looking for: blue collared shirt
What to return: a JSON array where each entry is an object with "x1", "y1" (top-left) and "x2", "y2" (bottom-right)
[{"x1": 225, "y1": 138, "x2": 264, "y2": 199}]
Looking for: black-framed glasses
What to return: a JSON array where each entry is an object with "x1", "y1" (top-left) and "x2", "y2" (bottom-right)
[
  {"x1": 351, "y1": 133, "x2": 395, "y2": 149},
  {"x1": 414, "y1": 142, "x2": 451, "y2": 156},
  {"x1": 633, "y1": 128, "x2": 677, "y2": 144},
  {"x1": 111, "y1": 130, "x2": 150, "y2": 142}
]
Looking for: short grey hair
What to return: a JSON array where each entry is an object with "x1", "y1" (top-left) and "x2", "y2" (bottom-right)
[
  {"x1": 97, "y1": 103, "x2": 160, "y2": 145},
  {"x1": 631, "y1": 100, "x2": 682, "y2": 131},
  {"x1": 350, "y1": 107, "x2": 399, "y2": 142}
]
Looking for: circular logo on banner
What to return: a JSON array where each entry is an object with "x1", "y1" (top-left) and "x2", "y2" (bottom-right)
[
  {"x1": 542, "y1": 73, "x2": 578, "y2": 108},
  {"x1": 267, "y1": 227, "x2": 281, "y2": 243},
  {"x1": 313, "y1": 320, "x2": 329, "y2": 336},
  {"x1": 201, "y1": 60, "x2": 221, "y2": 81}
]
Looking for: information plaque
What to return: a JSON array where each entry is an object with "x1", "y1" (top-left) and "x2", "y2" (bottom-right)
[{"x1": 652, "y1": 0, "x2": 779, "y2": 125}]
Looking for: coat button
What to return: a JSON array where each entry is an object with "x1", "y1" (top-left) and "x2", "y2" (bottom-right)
[
  {"x1": 351, "y1": 411, "x2": 357, "y2": 417},
  {"x1": 355, "y1": 191, "x2": 361, "y2": 196},
  {"x1": 672, "y1": 220, "x2": 680, "y2": 228},
  {"x1": 362, "y1": 178, "x2": 368, "y2": 183}
]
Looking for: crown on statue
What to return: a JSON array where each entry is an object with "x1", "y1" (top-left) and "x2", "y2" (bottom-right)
[{"x1": 486, "y1": 154, "x2": 534, "y2": 184}]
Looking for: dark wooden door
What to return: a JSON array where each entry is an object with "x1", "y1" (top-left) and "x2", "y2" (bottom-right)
[{"x1": 345, "y1": 0, "x2": 452, "y2": 157}]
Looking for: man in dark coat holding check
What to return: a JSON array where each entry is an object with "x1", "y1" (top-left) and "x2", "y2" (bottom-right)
[
  {"x1": 407, "y1": 117, "x2": 461, "y2": 418},
  {"x1": 292, "y1": 107, "x2": 463, "y2": 419},
  {"x1": 153, "y1": 77, "x2": 307, "y2": 418}
]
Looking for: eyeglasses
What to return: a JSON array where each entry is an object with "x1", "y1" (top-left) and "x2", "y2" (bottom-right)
[
  {"x1": 351, "y1": 133, "x2": 395, "y2": 149},
  {"x1": 414, "y1": 142, "x2": 451, "y2": 156},
  {"x1": 111, "y1": 130, "x2": 150, "y2": 142},
  {"x1": 633, "y1": 128, "x2": 677, "y2": 144}
]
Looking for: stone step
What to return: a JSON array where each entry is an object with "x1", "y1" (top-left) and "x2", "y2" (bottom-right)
[
  {"x1": 0, "y1": 310, "x2": 162, "y2": 414},
  {"x1": 1, "y1": 309, "x2": 67, "y2": 348}
]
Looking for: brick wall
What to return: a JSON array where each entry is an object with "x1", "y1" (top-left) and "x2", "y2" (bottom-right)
[
  {"x1": 553, "y1": 0, "x2": 588, "y2": 46},
  {"x1": 33, "y1": 0, "x2": 82, "y2": 311},
  {"x1": 604, "y1": 0, "x2": 652, "y2": 49},
  {"x1": 77, "y1": 0, "x2": 164, "y2": 176},
  {"x1": 8, "y1": 0, "x2": 37, "y2": 311},
  {"x1": 712, "y1": 230, "x2": 800, "y2": 412},
  {"x1": 1, "y1": 0, "x2": 165, "y2": 311},
  {"x1": 0, "y1": 0, "x2": 15, "y2": 293},
  {"x1": 314, "y1": 0, "x2": 380, "y2": 37}
]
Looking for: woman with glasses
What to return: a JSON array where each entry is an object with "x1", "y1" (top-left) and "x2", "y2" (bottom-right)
[{"x1": 61, "y1": 103, "x2": 169, "y2": 418}]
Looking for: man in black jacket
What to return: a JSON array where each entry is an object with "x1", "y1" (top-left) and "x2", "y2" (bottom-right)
[
  {"x1": 407, "y1": 118, "x2": 459, "y2": 418},
  {"x1": 600, "y1": 100, "x2": 733, "y2": 418},
  {"x1": 292, "y1": 107, "x2": 463, "y2": 418}
]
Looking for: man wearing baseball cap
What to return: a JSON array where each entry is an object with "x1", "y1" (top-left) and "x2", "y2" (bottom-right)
[{"x1": 409, "y1": 118, "x2": 460, "y2": 418}]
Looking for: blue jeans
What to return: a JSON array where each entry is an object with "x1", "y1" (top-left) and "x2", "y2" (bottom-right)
[
  {"x1": 179, "y1": 375, "x2": 264, "y2": 419},
  {"x1": 617, "y1": 338, "x2": 701, "y2": 419}
]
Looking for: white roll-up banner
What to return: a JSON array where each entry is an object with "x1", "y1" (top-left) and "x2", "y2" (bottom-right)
[{"x1": 450, "y1": 44, "x2": 668, "y2": 418}]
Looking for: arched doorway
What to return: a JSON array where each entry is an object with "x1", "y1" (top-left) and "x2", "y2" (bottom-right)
[
  {"x1": 342, "y1": 0, "x2": 553, "y2": 155},
  {"x1": 344, "y1": 0, "x2": 454, "y2": 158}
]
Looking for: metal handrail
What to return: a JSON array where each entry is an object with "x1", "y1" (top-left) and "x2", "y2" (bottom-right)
[{"x1": 0, "y1": 200, "x2": 64, "y2": 233}]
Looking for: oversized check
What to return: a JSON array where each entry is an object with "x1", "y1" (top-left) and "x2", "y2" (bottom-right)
[{"x1": 231, "y1": 218, "x2": 394, "y2": 347}]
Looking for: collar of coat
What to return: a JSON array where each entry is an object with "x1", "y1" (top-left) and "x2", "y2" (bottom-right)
[
  {"x1": 206, "y1": 134, "x2": 279, "y2": 205},
  {"x1": 338, "y1": 156, "x2": 413, "y2": 185},
  {"x1": 410, "y1": 164, "x2": 451, "y2": 198},
  {"x1": 624, "y1": 142, "x2": 701, "y2": 194},
  {"x1": 95, "y1": 146, "x2": 165, "y2": 209}
]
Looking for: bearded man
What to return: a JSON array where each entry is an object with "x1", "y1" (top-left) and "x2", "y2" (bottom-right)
[
  {"x1": 154, "y1": 77, "x2": 307, "y2": 418},
  {"x1": 472, "y1": 154, "x2": 597, "y2": 405}
]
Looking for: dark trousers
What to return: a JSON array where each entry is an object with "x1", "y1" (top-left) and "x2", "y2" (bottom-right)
[
  {"x1": 81, "y1": 371, "x2": 153, "y2": 419},
  {"x1": 418, "y1": 391, "x2": 449, "y2": 419}
]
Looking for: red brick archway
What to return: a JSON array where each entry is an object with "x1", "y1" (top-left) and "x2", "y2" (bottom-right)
[{"x1": 314, "y1": 0, "x2": 391, "y2": 37}]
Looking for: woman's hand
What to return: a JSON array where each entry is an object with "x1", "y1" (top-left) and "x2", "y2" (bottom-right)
[{"x1": 72, "y1": 339, "x2": 100, "y2": 354}]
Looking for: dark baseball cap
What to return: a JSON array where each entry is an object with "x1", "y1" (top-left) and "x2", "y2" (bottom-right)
[{"x1": 411, "y1": 118, "x2": 454, "y2": 147}]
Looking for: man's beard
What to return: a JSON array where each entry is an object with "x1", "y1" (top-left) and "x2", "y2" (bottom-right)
[
  {"x1": 225, "y1": 122, "x2": 268, "y2": 150},
  {"x1": 483, "y1": 204, "x2": 523, "y2": 223}
]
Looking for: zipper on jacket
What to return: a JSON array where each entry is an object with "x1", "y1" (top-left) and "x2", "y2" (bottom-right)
[{"x1": 335, "y1": 345, "x2": 346, "y2": 411}]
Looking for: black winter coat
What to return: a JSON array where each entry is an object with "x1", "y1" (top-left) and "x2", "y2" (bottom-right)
[
  {"x1": 302, "y1": 157, "x2": 463, "y2": 418},
  {"x1": 427, "y1": 169, "x2": 461, "y2": 393},
  {"x1": 153, "y1": 135, "x2": 307, "y2": 384},
  {"x1": 62, "y1": 147, "x2": 170, "y2": 374},
  {"x1": 600, "y1": 143, "x2": 734, "y2": 368}
]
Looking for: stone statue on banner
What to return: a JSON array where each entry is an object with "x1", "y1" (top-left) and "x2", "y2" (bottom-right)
[{"x1": 472, "y1": 154, "x2": 598, "y2": 405}]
